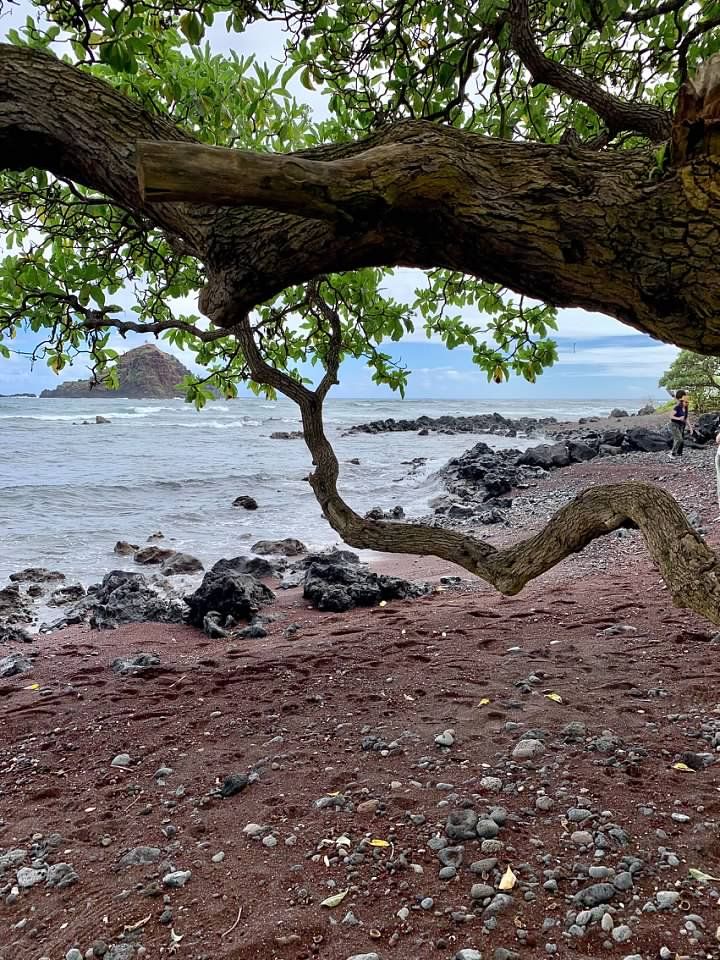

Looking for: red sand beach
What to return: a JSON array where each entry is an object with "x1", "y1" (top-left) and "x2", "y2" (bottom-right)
[{"x1": 2, "y1": 448, "x2": 720, "y2": 960}]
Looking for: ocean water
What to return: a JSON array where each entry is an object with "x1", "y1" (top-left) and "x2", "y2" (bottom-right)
[{"x1": 0, "y1": 396, "x2": 642, "y2": 585}]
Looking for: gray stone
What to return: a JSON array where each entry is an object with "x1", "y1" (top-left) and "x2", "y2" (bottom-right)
[
  {"x1": 612, "y1": 925, "x2": 632, "y2": 943},
  {"x1": 455, "y1": 951, "x2": 483, "y2": 960},
  {"x1": 655, "y1": 890, "x2": 680, "y2": 910},
  {"x1": 470, "y1": 858, "x2": 497, "y2": 874},
  {"x1": 446, "y1": 809, "x2": 478, "y2": 840},
  {"x1": 494, "y1": 951, "x2": 520, "y2": 960},
  {"x1": 346, "y1": 955, "x2": 380, "y2": 960},
  {"x1": 111, "y1": 753, "x2": 131, "y2": 768},
  {"x1": 567, "y1": 808, "x2": 593, "y2": 823},
  {"x1": 0, "y1": 653, "x2": 33, "y2": 678},
  {"x1": 574, "y1": 883, "x2": 616, "y2": 907},
  {"x1": 562, "y1": 721, "x2": 586, "y2": 741},
  {"x1": 536, "y1": 796, "x2": 554, "y2": 811},
  {"x1": 17, "y1": 866, "x2": 44, "y2": 888},
  {"x1": 438, "y1": 845, "x2": 464, "y2": 868},
  {"x1": 119, "y1": 846, "x2": 161, "y2": 868},
  {"x1": 483, "y1": 893, "x2": 514, "y2": 915},
  {"x1": 420, "y1": 896, "x2": 434, "y2": 909},
  {"x1": 435, "y1": 729, "x2": 455, "y2": 747},
  {"x1": 480, "y1": 776, "x2": 503, "y2": 791},
  {"x1": 439, "y1": 865, "x2": 457, "y2": 880},
  {"x1": 112, "y1": 653, "x2": 160, "y2": 675},
  {"x1": 512, "y1": 738, "x2": 545, "y2": 760},
  {"x1": 601, "y1": 912, "x2": 614, "y2": 932},
  {"x1": 476, "y1": 819, "x2": 500, "y2": 840},
  {"x1": 613, "y1": 871, "x2": 633, "y2": 891},
  {"x1": 66, "y1": 951, "x2": 84, "y2": 960},
  {"x1": 571, "y1": 831, "x2": 594, "y2": 846},
  {"x1": 471, "y1": 883, "x2": 494, "y2": 900},
  {"x1": 45, "y1": 862, "x2": 79, "y2": 888},
  {"x1": 163, "y1": 870, "x2": 191, "y2": 887}
]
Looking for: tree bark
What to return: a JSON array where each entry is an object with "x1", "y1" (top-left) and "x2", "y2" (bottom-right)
[{"x1": 2, "y1": 44, "x2": 720, "y2": 354}]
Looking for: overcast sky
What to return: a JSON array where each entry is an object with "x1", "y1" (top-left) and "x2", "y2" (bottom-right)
[{"x1": 0, "y1": 5, "x2": 676, "y2": 400}]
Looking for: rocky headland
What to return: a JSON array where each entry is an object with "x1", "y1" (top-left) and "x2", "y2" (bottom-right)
[{"x1": 39, "y1": 343, "x2": 192, "y2": 399}]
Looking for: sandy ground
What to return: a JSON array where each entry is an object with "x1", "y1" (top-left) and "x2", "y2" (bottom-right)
[{"x1": 2, "y1": 446, "x2": 720, "y2": 960}]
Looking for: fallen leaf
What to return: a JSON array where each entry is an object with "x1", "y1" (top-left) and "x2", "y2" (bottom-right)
[
  {"x1": 689, "y1": 867, "x2": 720, "y2": 882},
  {"x1": 123, "y1": 913, "x2": 152, "y2": 933},
  {"x1": 478, "y1": 697, "x2": 491, "y2": 706},
  {"x1": 498, "y1": 866, "x2": 517, "y2": 890},
  {"x1": 672, "y1": 762, "x2": 695, "y2": 772},
  {"x1": 24, "y1": 683, "x2": 40, "y2": 690},
  {"x1": 320, "y1": 889, "x2": 349, "y2": 908},
  {"x1": 369, "y1": 838, "x2": 390, "y2": 847},
  {"x1": 544, "y1": 692, "x2": 563, "y2": 703}
]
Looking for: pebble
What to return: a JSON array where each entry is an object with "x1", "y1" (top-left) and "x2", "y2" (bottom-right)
[
  {"x1": 16, "y1": 867, "x2": 44, "y2": 888},
  {"x1": 613, "y1": 871, "x2": 633, "y2": 891},
  {"x1": 671, "y1": 812, "x2": 690, "y2": 823},
  {"x1": 512, "y1": 738, "x2": 545, "y2": 760},
  {"x1": 346, "y1": 955, "x2": 380, "y2": 960},
  {"x1": 420, "y1": 896, "x2": 434, "y2": 909},
  {"x1": 439, "y1": 866, "x2": 457, "y2": 880},
  {"x1": 162, "y1": 870, "x2": 191, "y2": 888},
  {"x1": 483, "y1": 893, "x2": 514, "y2": 915},
  {"x1": 262, "y1": 835, "x2": 278, "y2": 848},
  {"x1": 480, "y1": 777, "x2": 503, "y2": 791},
  {"x1": 111, "y1": 753, "x2": 131, "y2": 768},
  {"x1": 446, "y1": 810, "x2": 478, "y2": 840},
  {"x1": 612, "y1": 925, "x2": 632, "y2": 943},
  {"x1": 535, "y1": 796, "x2": 554, "y2": 811},
  {"x1": 455, "y1": 951, "x2": 483, "y2": 960},
  {"x1": 567, "y1": 808, "x2": 593, "y2": 822},
  {"x1": 471, "y1": 883, "x2": 494, "y2": 900},
  {"x1": 66, "y1": 951, "x2": 83, "y2": 960},
  {"x1": 211, "y1": 852, "x2": 225, "y2": 863},
  {"x1": 571, "y1": 830, "x2": 594, "y2": 846},
  {"x1": 476, "y1": 819, "x2": 500, "y2": 839},
  {"x1": 470, "y1": 858, "x2": 497, "y2": 874},
  {"x1": 357, "y1": 799, "x2": 379, "y2": 815},
  {"x1": 435, "y1": 729, "x2": 455, "y2": 747},
  {"x1": 655, "y1": 890, "x2": 680, "y2": 909},
  {"x1": 119, "y1": 846, "x2": 161, "y2": 868}
]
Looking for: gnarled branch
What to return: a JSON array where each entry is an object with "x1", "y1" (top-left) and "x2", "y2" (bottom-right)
[{"x1": 507, "y1": 0, "x2": 672, "y2": 141}]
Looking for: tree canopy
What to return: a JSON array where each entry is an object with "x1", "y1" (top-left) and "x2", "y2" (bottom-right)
[
  {"x1": 660, "y1": 349, "x2": 720, "y2": 411},
  {"x1": 2, "y1": 0, "x2": 720, "y2": 622}
]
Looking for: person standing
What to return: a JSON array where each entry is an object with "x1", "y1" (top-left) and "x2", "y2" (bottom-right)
[{"x1": 669, "y1": 389, "x2": 689, "y2": 458}]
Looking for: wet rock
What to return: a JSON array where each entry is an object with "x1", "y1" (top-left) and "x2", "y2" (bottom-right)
[
  {"x1": 269, "y1": 430, "x2": 303, "y2": 440},
  {"x1": 609, "y1": 408, "x2": 629, "y2": 418},
  {"x1": 52, "y1": 570, "x2": 185, "y2": 630},
  {"x1": 134, "y1": 545, "x2": 176, "y2": 565},
  {"x1": 9, "y1": 567, "x2": 65, "y2": 584},
  {"x1": 233, "y1": 495, "x2": 258, "y2": 510},
  {"x1": 624, "y1": 427, "x2": 669, "y2": 453},
  {"x1": 111, "y1": 652, "x2": 161, "y2": 675},
  {"x1": 251, "y1": 538, "x2": 306, "y2": 557},
  {"x1": 517, "y1": 443, "x2": 570, "y2": 470},
  {"x1": 637, "y1": 403, "x2": 655, "y2": 415},
  {"x1": 47, "y1": 584, "x2": 86, "y2": 606},
  {"x1": 304, "y1": 556, "x2": 428, "y2": 613},
  {"x1": 0, "y1": 584, "x2": 35, "y2": 625},
  {"x1": 114, "y1": 541, "x2": 139, "y2": 556},
  {"x1": 185, "y1": 567, "x2": 274, "y2": 631},
  {"x1": 0, "y1": 652, "x2": 33, "y2": 677},
  {"x1": 210, "y1": 555, "x2": 286, "y2": 580},
  {"x1": 160, "y1": 552, "x2": 204, "y2": 576}
]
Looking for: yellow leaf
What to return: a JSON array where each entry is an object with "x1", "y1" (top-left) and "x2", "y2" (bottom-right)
[
  {"x1": 369, "y1": 839, "x2": 390, "y2": 847},
  {"x1": 672, "y1": 762, "x2": 694, "y2": 772},
  {"x1": 498, "y1": 866, "x2": 517, "y2": 890},
  {"x1": 478, "y1": 697, "x2": 491, "y2": 706},
  {"x1": 320, "y1": 889, "x2": 348, "y2": 908},
  {"x1": 379, "y1": 600, "x2": 387, "y2": 607},
  {"x1": 689, "y1": 867, "x2": 720, "y2": 882},
  {"x1": 24, "y1": 683, "x2": 40, "y2": 690},
  {"x1": 544, "y1": 692, "x2": 563, "y2": 703},
  {"x1": 327, "y1": 791, "x2": 340, "y2": 797}
]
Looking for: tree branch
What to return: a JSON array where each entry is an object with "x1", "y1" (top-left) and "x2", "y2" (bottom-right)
[
  {"x1": 0, "y1": 43, "x2": 206, "y2": 252},
  {"x1": 507, "y1": 0, "x2": 672, "y2": 140}
]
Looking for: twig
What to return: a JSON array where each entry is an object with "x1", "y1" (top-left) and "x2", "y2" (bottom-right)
[
  {"x1": 124, "y1": 791, "x2": 144, "y2": 812},
  {"x1": 221, "y1": 903, "x2": 243, "y2": 938}
]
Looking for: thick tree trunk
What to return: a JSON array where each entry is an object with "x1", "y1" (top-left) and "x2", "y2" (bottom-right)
[{"x1": 2, "y1": 44, "x2": 720, "y2": 353}]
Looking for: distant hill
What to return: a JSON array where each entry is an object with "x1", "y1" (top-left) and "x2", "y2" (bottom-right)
[{"x1": 40, "y1": 344, "x2": 191, "y2": 399}]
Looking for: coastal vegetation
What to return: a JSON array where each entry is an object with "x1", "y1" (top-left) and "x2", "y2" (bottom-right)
[{"x1": 2, "y1": 1, "x2": 720, "y2": 620}]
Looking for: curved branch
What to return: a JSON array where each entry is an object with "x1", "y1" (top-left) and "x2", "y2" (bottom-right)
[
  {"x1": 0, "y1": 43, "x2": 206, "y2": 252},
  {"x1": 507, "y1": 0, "x2": 672, "y2": 140},
  {"x1": 297, "y1": 402, "x2": 720, "y2": 623}
]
